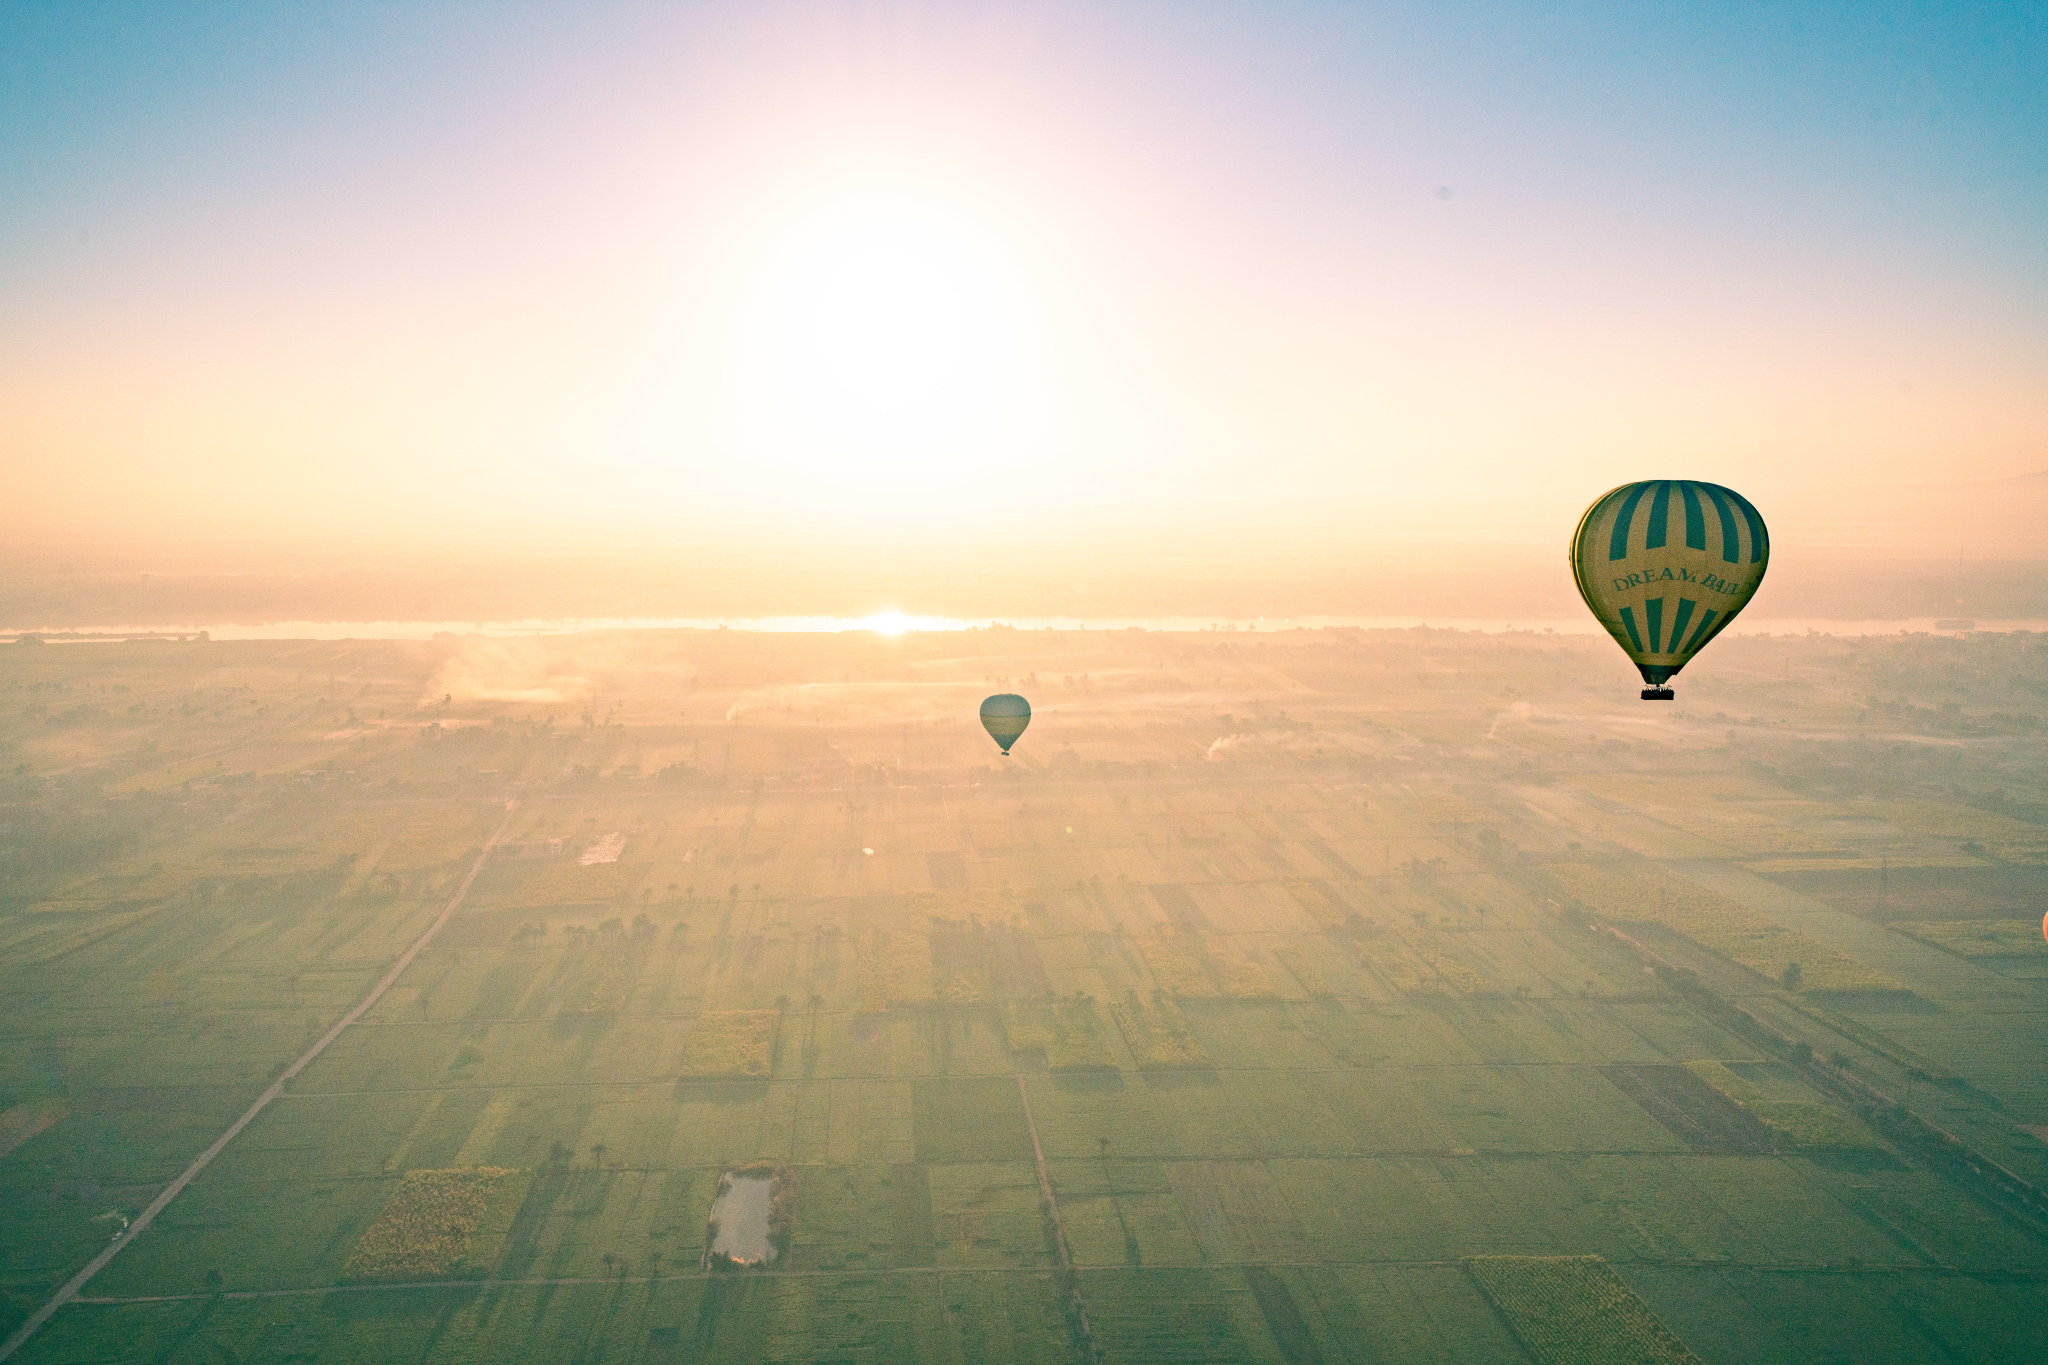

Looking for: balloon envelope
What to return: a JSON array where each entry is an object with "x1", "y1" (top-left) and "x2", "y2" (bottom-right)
[
  {"x1": 979, "y1": 694, "x2": 1030, "y2": 754},
  {"x1": 1571, "y1": 480, "x2": 1769, "y2": 688}
]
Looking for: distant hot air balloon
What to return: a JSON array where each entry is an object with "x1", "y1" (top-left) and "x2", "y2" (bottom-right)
[
  {"x1": 980, "y1": 694, "x2": 1030, "y2": 755},
  {"x1": 1571, "y1": 480, "x2": 1769, "y2": 700}
]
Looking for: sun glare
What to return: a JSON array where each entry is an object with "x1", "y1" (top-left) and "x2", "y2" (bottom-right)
[
  {"x1": 751, "y1": 196, "x2": 1027, "y2": 424},
  {"x1": 687, "y1": 155, "x2": 1083, "y2": 521},
  {"x1": 864, "y1": 610, "x2": 913, "y2": 636}
]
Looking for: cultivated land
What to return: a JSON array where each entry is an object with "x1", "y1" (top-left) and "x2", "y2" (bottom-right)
[{"x1": 2, "y1": 625, "x2": 2047, "y2": 1362}]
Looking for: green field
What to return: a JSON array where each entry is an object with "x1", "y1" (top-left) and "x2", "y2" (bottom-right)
[
  {"x1": 1466, "y1": 1255, "x2": 1699, "y2": 1365},
  {"x1": 4, "y1": 628, "x2": 2047, "y2": 1362}
]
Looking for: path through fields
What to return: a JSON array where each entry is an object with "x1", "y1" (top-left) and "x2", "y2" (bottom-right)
[{"x1": 0, "y1": 802, "x2": 519, "y2": 1363}]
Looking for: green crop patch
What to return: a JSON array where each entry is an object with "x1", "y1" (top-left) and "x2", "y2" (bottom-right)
[
  {"x1": 550, "y1": 933, "x2": 646, "y2": 1015},
  {"x1": 1271, "y1": 942, "x2": 1337, "y2": 997},
  {"x1": 1547, "y1": 864, "x2": 1908, "y2": 993},
  {"x1": 341, "y1": 1165, "x2": 531, "y2": 1282},
  {"x1": 0, "y1": 1097, "x2": 67, "y2": 1160},
  {"x1": 775, "y1": 1163, "x2": 928, "y2": 1271},
  {"x1": 1139, "y1": 933, "x2": 1280, "y2": 1000},
  {"x1": 679, "y1": 1009, "x2": 781, "y2": 1078},
  {"x1": 1107, "y1": 993, "x2": 1209, "y2": 1069},
  {"x1": 1284, "y1": 879, "x2": 1356, "y2": 930},
  {"x1": 1082, "y1": 1267, "x2": 1268, "y2": 1362},
  {"x1": 1350, "y1": 930, "x2": 1433, "y2": 994},
  {"x1": 1891, "y1": 918, "x2": 2047, "y2": 958},
  {"x1": 1466, "y1": 1254, "x2": 1702, "y2": 1365},
  {"x1": 858, "y1": 931, "x2": 936, "y2": 1011},
  {"x1": 1001, "y1": 995, "x2": 1119, "y2": 1070},
  {"x1": 1137, "y1": 935, "x2": 1212, "y2": 997},
  {"x1": 911, "y1": 1077, "x2": 1034, "y2": 1163},
  {"x1": 1602, "y1": 1064, "x2": 1776, "y2": 1153},
  {"x1": 1683, "y1": 1062, "x2": 1883, "y2": 1151},
  {"x1": 929, "y1": 1162, "x2": 1054, "y2": 1268},
  {"x1": 1401, "y1": 930, "x2": 1493, "y2": 995}
]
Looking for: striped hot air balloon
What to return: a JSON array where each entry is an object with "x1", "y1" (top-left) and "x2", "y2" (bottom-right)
[{"x1": 1571, "y1": 480, "x2": 1769, "y2": 700}]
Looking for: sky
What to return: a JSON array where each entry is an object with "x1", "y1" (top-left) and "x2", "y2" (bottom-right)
[{"x1": 2, "y1": 1, "x2": 2044, "y2": 572}]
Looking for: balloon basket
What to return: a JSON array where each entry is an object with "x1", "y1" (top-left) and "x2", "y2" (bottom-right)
[{"x1": 1641, "y1": 687, "x2": 1674, "y2": 701}]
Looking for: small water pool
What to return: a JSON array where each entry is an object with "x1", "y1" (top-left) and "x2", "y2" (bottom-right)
[{"x1": 707, "y1": 1170, "x2": 776, "y2": 1265}]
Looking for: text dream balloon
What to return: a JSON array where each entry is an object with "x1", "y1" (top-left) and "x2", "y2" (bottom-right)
[
  {"x1": 979, "y1": 694, "x2": 1031, "y2": 755},
  {"x1": 1571, "y1": 480, "x2": 1769, "y2": 700}
]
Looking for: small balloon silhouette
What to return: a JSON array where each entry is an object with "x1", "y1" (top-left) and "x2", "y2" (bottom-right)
[{"x1": 979, "y1": 694, "x2": 1030, "y2": 755}]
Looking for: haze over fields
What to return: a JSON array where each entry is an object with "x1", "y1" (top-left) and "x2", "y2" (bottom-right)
[
  {"x1": 5, "y1": 3, "x2": 2048, "y2": 1363},
  {"x1": 4, "y1": 628, "x2": 2048, "y2": 1365}
]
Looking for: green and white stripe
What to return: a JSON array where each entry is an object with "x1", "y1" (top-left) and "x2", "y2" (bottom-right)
[{"x1": 1571, "y1": 480, "x2": 1769, "y2": 686}]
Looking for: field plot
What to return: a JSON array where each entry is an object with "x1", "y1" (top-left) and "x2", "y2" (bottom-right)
[
  {"x1": 87, "y1": 1170, "x2": 399, "y2": 1296},
  {"x1": 1108, "y1": 994, "x2": 1210, "y2": 1068},
  {"x1": 1627, "y1": 1265, "x2": 2048, "y2": 1365},
  {"x1": 1682, "y1": 1062, "x2": 1883, "y2": 1151},
  {"x1": 1878, "y1": 801, "x2": 2048, "y2": 864},
  {"x1": 1269, "y1": 1263, "x2": 1532, "y2": 1364},
  {"x1": 678, "y1": 1009, "x2": 781, "y2": 1078},
  {"x1": 1572, "y1": 775, "x2": 1858, "y2": 859},
  {"x1": 6, "y1": 630, "x2": 2048, "y2": 1363},
  {"x1": 29, "y1": 1272, "x2": 1077, "y2": 1365},
  {"x1": 1001, "y1": 996, "x2": 1121, "y2": 1070},
  {"x1": 1466, "y1": 1254, "x2": 1702, "y2": 1365},
  {"x1": 928, "y1": 1161, "x2": 1054, "y2": 1267},
  {"x1": 1890, "y1": 918, "x2": 2046, "y2": 958},
  {"x1": 0, "y1": 1100, "x2": 65, "y2": 1161},
  {"x1": 1547, "y1": 863, "x2": 1907, "y2": 992},
  {"x1": 1052, "y1": 1158, "x2": 1205, "y2": 1266},
  {"x1": 342, "y1": 1166, "x2": 530, "y2": 1282},
  {"x1": 1603, "y1": 1064, "x2": 1775, "y2": 1153},
  {"x1": 1080, "y1": 1267, "x2": 1281, "y2": 1363}
]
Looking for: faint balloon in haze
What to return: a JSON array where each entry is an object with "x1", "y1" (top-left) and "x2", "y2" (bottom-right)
[
  {"x1": 1571, "y1": 480, "x2": 1769, "y2": 700},
  {"x1": 979, "y1": 694, "x2": 1030, "y2": 755}
]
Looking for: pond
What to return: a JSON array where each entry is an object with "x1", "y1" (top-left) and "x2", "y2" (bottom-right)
[{"x1": 706, "y1": 1170, "x2": 776, "y2": 1265}]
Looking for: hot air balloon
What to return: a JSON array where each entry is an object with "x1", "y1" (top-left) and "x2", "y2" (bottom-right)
[
  {"x1": 980, "y1": 694, "x2": 1030, "y2": 755},
  {"x1": 1571, "y1": 480, "x2": 1769, "y2": 700}
]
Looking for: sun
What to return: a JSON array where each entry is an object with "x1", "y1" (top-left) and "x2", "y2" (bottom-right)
[
  {"x1": 693, "y1": 155, "x2": 1074, "y2": 518},
  {"x1": 865, "y1": 610, "x2": 912, "y2": 636},
  {"x1": 751, "y1": 194, "x2": 1024, "y2": 426}
]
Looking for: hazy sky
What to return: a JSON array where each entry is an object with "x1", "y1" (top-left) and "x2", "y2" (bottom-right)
[{"x1": 3, "y1": 1, "x2": 2043, "y2": 554}]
